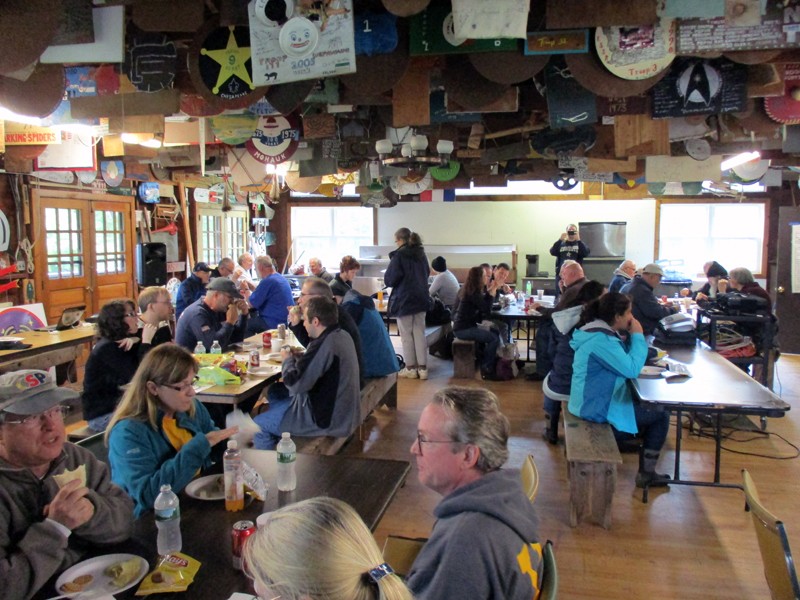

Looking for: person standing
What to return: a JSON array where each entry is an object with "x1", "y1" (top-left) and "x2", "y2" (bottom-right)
[
  {"x1": 550, "y1": 224, "x2": 590, "y2": 292},
  {"x1": 384, "y1": 228, "x2": 430, "y2": 380}
]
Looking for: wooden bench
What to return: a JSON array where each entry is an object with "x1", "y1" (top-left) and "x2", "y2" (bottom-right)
[
  {"x1": 452, "y1": 339, "x2": 476, "y2": 378},
  {"x1": 424, "y1": 323, "x2": 450, "y2": 347},
  {"x1": 563, "y1": 408, "x2": 622, "y2": 529},
  {"x1": 293, "y1": 371, "x2": 399, "y2": 455}
]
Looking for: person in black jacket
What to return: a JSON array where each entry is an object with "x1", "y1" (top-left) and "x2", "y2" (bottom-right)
[
  {"x1": 619, "y1": 263, "x2": 677, "y2": 336},
  {"x1": 453, "y1": 266, "x2": 502, "y2": 380},
  {"x1": 384, "y1": 228, "x2": 431, "y2": 380},
  {"x1": 550, "y1": 224, "x2": 590, "y2": 292},
  {"x1": 330, "y1": 255, "x2": 360, "y2": 301}
]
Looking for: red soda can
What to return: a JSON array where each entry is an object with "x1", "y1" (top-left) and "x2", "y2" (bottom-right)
[
  {"x1": 661, "y1": 295, "x2": 668, "y2": 303},
  {"x1": 249, "y1": 349, "x2": 260, "y2": 368},
  {"x1": 262, "y1": 331, "x2": 270, "y2": 347},
  {"x1": 232, "y1": 520, "x2": 256, "y2": 570}
]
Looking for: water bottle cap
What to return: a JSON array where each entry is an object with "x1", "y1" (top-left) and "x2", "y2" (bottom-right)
[
  {"x1": 228, "y1": 439, "x2": 238, "y2": 449},
  {"x1": 160, "y1": 484, "x2": 172, "y2": 492},
  {"x1": 281, "y1": 432, "x2": 290, "y2": 438}
]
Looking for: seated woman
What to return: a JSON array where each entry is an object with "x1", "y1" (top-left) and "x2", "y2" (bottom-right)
[
  {"x1": 244, "y1": 497, "x2": 413, "y2": 600},
  {"x1": 82, "y1": 298, "x2": 159, "y2": 432},
  {"x1": 542, "y1": 280, "x2": 606, "y2": 444},
  {"x1": 106, "y1": 343, "x2": 237, "y2": 517},
  {"x1": 453, "y1": 266, "x2": 502, "y2": 380},
  {"x1": 330, "y1": 255, "x2": 361, "y2": 302},
  {"x1": 569, "y1": 293, "x2": 670, "y2": 488},
  {"x1": 681, "y1": 261, "x2": 727, "y2": 302}
]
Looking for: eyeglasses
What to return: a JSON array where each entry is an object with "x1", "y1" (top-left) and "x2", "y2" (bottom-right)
[
  {"x1": 4, "y1": 405, "x2": 70, "y2": 428},
  {"x1": 160, "y1": 376, "x2": 200, "y2": 393},
  {"x1": 416, "y1": 432, "x2": 455, "y2": 456}
]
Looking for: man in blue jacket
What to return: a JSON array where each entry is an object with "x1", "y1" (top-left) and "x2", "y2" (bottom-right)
[
  {"x1": 620, "y1": 263, "x2": 678, "y2": 336},
  {"x1": 175, "y1": 262, "x2": 211, "y2": 320},
  {"x1": 247, "y1": 255, "x2": 295, "y2": 335},
  {"x1": 175, "y1": 278, "x2": 250, "y2": 351}
]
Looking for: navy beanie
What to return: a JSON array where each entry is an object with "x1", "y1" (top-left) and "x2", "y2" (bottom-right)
[{"x1": 431, "y1": 256, "x2": 447, "y2": 272}]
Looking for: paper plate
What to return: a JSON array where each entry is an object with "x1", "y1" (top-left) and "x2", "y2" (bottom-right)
[
  {"x1": 254, "y1": 0, "x2": 294, "y2": 27},
  {"x1": 55, "y1": 554, "x2": 148, "y2": 599},
  {"x1": 279, "y1": 17, "x2": 319, "y2": 58},
  {"x1": 640, "y1": 366, "x2": 666, "y2": 377},
  {"x1": 266, "y1": 352, "x2": 282, "y2": 361},
  {"x1": 185, "y1": 474, "x2": 225, "y2": 500},
  {"x1": 248, "y1": 365, "x2": 282, "y2": 377}
]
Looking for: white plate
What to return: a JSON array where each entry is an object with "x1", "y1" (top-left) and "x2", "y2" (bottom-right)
[
  {"x1": 640, "y1": 366, "x2": 666, "y2": 376},
  {"x1": 56, "y1": 554, "x2": 148, "y2": 598},
  {"x1": 265, "y1": 352, "x2": 282, "y2": 361},
  {"x1": 185, "y1": 474, "x2": 225, "y2": 500},
  {"x1": 248, "y1": 365, "x2": 281, "y2": 377},
  {"x1": 279, "y1": 17, "x2": 319, "y2": 58}
]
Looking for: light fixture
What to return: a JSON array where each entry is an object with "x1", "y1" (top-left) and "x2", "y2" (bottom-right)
[
  {"x1": 375, "y1": 132, "x2": 453, "y2": 171},
  {"x1": 721, "y1": 151, "x2": 761, "y2": 171}
]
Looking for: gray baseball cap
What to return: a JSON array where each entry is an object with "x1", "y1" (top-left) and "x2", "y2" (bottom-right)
[
  {"x1": 0, "y1": 370, "x2": 79, "y2": 415},
  {"x1": 207, "y1": 277, "x2": 244, "y2": 299}
]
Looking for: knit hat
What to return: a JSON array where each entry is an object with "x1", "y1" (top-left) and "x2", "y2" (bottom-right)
[
  {"x1": 706, "y1": 261, "x2": 727, "y2": 279},
  {"x1": 431, "y1": 256, "x2": 447, "y2": 272}
]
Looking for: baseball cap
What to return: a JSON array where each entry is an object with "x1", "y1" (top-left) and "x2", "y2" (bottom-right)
[
  {"x1": 0, "y1": 370, "x2": 80, "y2": 416},
  {"x1": 641, "y1": 263, "x2": 665, "y2": 276},
  {"x1": 207, "y1": 277, "x2": 244, "y2": 298},
  {"x1": 193, "y1": 262, "x2": 211, "y2": 273}
]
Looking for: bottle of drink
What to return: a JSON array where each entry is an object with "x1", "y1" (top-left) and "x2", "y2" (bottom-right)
[
  {"x1": 210, "y1": 340, "x2": 222, "y2": 354},
  {"x1": 194, "y1": 341, "x2": 206, "y2": 354},
  {"x1": 224, "y1": 440, "x2": 244, "y2": 512},
  {"x1": 276, "y1": 432, "x2": 297, "y2": 492},
  {"x1": 154, "y1": 484, "x2": 182, "y2": 556}
]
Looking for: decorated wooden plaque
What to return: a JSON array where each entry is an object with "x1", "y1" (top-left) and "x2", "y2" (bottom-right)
[
  {"x1": 595, "y1": 19, "x2": 675, "y2": 81},
  {"x1": 409, "y1": 1, "x2": 517, "y2": 55}
]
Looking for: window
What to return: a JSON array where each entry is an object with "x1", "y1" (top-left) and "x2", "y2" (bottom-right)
[
  {"x1": 197, "y1": 207, "x2": 248, "y2": 265},
  {"x1": 94, "y1": 209, "x2": 126, "y2": 275},
  {"x1": 291, "y1": 206, "x2": 373, "y2": 271},
  {"x1": 45, "y1": 207, "x2": 83, "y2": 279},
  {"x1": 659, "y1": 203, "x2": 765, "y2": 276}
]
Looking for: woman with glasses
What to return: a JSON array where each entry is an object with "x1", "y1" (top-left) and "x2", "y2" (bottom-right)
[
  {"x1": 244, "y1": 497, "x2": 413, "y2": 600},
  {"x1": 106, "y1": 344, "x2": 237, "y2": 517},
  {"x1": 82, "y1": 299, "x2": 160, "y2": 433}
]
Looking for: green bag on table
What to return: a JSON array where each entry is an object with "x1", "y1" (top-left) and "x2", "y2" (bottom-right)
[{"x1": 197, "y1": 366, "x2": 241, "y2": 386}]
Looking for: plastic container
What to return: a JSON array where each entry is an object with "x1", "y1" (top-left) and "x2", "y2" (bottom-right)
[
  {"x1": 154, "y1": 484, "x2": 182, "y2": 556},
  {"x1": 224, "y1": 440, "x2": 244, "y2": 512},
  {"x1": 276, "y1": 432, "x2": 297, "y2": 492},
  {"x1": 210, "y1": 340, "x2": 222, "y2": 354},
  {"x1": 194, "y1": 341, "x2": 206, "y2": 354}
]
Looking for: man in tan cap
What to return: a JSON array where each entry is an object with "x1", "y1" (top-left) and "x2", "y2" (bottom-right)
[{"x1": 620, "y1": 263, "x2": 678, "y2": 336}]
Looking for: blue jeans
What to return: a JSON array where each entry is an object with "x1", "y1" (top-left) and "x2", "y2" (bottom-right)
[
  {"x1": 87, "y1": 412, "x2": 113, "y2": 433},
  {"x1": 612, "y1": 403, "x2": 670, "y2": 452},
  {"x1": 454, "y1": 327, "x2": 499, "y2": 372},
  {"x1": 543, "y1": 395, "x2": 562, "y2": 419},
  {"x1": 253, "y1": 383, "x2": 293, "y2": 450}
]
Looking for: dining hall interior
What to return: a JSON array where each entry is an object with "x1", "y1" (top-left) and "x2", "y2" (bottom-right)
[{"x1": 2, "y1": 0, "x2": 800, "y2": 599}]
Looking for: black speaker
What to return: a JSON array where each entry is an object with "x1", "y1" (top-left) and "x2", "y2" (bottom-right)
[{"x1": 136, "y1": 242, "x2": 167, "y2": 286}]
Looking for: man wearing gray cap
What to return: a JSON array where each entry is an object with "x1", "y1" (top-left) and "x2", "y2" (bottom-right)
[
  {"x1": 620, "y1": 263, "x2": 678, "y2": 336},
  {"x1": 175, "y1": 277, "x2": 250, "y2": 352},
  {"x1": 0, "y1": 370, "x2": 134, "y2": 600}
]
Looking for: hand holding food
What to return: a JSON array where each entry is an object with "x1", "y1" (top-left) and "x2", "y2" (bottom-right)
[{"x1": 45, "y1": 478, "x2": 94, "y2": 530}]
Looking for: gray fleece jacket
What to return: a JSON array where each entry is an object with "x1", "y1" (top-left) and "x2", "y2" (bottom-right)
[
  {"x1": 0, "y1": 442, "x2": 135, "y2": 600},
  {"x1": 406, "y1": 469, "x2": 542, "y2": 600}
]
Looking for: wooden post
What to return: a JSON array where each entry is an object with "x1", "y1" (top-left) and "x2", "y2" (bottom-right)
[{"x1": 177, "y1": 182, "x2": 195, "y2": 271}]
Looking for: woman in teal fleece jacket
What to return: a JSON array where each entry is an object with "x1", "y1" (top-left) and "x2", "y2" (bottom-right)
[
  {"x1": 568, "y1": 293, "x2": 670, "y2": 488},
  {"x1": 106, "y1": 344, "x2": 237, "y2": 517}
]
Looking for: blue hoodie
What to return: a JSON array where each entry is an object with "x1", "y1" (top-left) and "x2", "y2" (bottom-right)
[{"x1": 568, "y1": 319, "x2": 648, "y2": 434}]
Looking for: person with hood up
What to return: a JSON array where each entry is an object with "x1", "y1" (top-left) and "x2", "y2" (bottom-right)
[
  {"x1": 384, "y1": 228, "x2": 431, "y2": 380},
  {"x1": 568, "y1": 293, "x2": 670, "y2": 488},
  {"x1": 541, "y1": 281, "x2": 606, "y2": 445},
  {"x1": 608, "y1": 260, "x2": 636, "y2": 294},
  {"x1": 406, "y1": 386, "x2": 542, "y2": 600}
]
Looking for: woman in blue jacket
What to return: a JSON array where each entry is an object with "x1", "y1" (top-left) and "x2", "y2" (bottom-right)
[
  {"x1": 106, "y1": 343, "x2": 237, "y2": 517},
  {"x1": 384, "y1": 228, "x2": 430, "y2": 380},
  {"x1": 569, "y1": 293, "x2": 670, "y2": 488}
]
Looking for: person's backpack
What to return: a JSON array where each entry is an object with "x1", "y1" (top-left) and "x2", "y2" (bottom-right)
[{"x1": 425, "y1": 297, "x2": 451, "y2": 326}]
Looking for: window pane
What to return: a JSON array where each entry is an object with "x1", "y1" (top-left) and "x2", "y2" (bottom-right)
[
  {"x1": 71, "y1": 210, "x2": 79, "y2": 231},
  {"x1": 95, "y1": 211, "x2": 104, "y2": 231},
  {"x1": 291, "y1": 207, "x2": 333, "y2": 236},
  {"x1": 72, "y1": 233, "x2": 81, "y2": 254},
  {"x1": 58, "y1": 208, "x2": 69, "y2": 229},
  {"x1": 291, "y1": 206, "x2": 374, "y2": 272},
  {"x1": 46, "y1": 208, "x2": 57, "y2": 231}
]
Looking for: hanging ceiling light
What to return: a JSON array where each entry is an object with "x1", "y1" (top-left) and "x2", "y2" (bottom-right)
[{"x1": 375, "y1": 134, "x2": 454, "y2": 171}]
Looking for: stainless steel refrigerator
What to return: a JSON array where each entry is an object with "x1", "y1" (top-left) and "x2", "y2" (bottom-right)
[{"x1": 577, "y1": 221, "x2": 626, "y2": 285}]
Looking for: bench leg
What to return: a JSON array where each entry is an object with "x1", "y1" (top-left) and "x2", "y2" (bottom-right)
[
  {"x1": 568, "y1": 461, "x2": 617, "y2": 529},
  {"x1": 383, "y1": 381, "x2": 398, "y2": 409}
]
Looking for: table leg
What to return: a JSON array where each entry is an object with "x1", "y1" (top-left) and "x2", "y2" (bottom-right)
[
  {"x1": 714, "y1": 411, "x2": 722, "y2": 483},
  {"x1": 674, "y1": 409, "x2": 682, "y2": 481}
]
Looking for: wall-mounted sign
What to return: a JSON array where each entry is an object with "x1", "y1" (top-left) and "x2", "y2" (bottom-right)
[
  {"x1": 595, "y1": 19, "x2": 675, "y2": 80},
  {"x1": 409, "y1": 1, "x2": 517, "y2": 55},
  {"x1": 525, "y1": 30, "x2": 588, "y2": 55},
  {"x1": 3, "y1": 123, "x2": 61, "y2": 146},
  {"x1": 244, "y1": 114, "x2": 301, "y2": 164},
  {"x1": 125, "y1": 35, "x2": 178, "y2": 93}
]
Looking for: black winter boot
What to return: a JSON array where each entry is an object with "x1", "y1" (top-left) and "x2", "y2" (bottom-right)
[
  {"x1": 635, "y1": 449, "x2": 671, "y2": 489},
  {"x1": 542, "y1": 412, "x2": 559, "y2": 445}
]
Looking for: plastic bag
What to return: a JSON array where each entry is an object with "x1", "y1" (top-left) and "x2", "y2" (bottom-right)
[
  {"x1": 197, "y1": 366, "x2": 240, "y2": 386},
  {"x1": 136, "y1": 553, "x2": 201, "y2": 595}
]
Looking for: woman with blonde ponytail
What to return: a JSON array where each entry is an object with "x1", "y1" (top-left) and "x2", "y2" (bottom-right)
[{"x1": 244, "y1": 497, "x2": 414, "y2": 600}]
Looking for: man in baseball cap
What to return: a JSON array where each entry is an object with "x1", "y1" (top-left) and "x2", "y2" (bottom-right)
[
  {"x1": 619, "y1": 263, "x2": 678, "y2": 336},
  {"x1": 175, "y1": 275, "x2": 250, "y2": 353},
  {"x1": 0, "y1": 370, "x2": 134, "y2": 600},
  {"x1": 175, "y1": 261, "x2": 212, "y2": 320}
]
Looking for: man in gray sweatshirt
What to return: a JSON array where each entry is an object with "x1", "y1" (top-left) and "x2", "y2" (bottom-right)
[{"x1": 406, "y1": 387, "x2": 543, "y2": 600}]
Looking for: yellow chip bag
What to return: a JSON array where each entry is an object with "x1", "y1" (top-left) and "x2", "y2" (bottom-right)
[{"x1": 135, "y1": 553, "x2": 200, "y2": 595}]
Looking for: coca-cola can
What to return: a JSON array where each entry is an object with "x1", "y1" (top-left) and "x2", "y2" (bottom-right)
[
  {"x1": 262, "y1": 331, "x2": 270, "y2": 347},
  {"x1": 249, "y1": 349, "x2": 260, "y2": 368},
  {"x1": 232, "y1": 520, "x2": 256, "y2": 570}
]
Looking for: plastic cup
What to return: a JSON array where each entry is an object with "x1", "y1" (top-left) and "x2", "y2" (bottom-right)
[
  {"x1": 271, "y1": 338, "x2": 283, "y2": 351},
  {"x1": 537, "y1": 289, "x2": 544, "y2": 300}
]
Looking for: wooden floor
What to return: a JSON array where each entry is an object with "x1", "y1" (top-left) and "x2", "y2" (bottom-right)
[{"x1": 341, "y1": 344, "x2": 800, "y2": 600}]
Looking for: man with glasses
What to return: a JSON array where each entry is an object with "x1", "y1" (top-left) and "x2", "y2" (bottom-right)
[
  {"x1": 0, "y1": 369, "x2": 134, "y2": 600},
  {"x1": 549, "y1": 224, "x2": 590, "y2": 293},
  {"x1": 406, "y1": 387, "x2": 542, "y2": 600},
  {"x1": 175, "y1": 277, "x2": 250, "y2": 352},
  {"x1": 138, "y1": 286, "x2": 174, "y2": 348},
  {"x1": 247, "y1": 255, "x2": 295, "y2": 335}
]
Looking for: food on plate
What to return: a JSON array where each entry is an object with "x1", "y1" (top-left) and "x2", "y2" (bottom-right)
[
  {"x1": 197, "y1": 475, "x2": 224, "y2": 499},
  {"x1": 73, "y1": 574, "x2": 94, "y2": 586},
  {"x1": 60, "y1": 578, "x2": 88, "y2": 593},
  {"x1": 53, "y1": 465, "x2": 87, "y2": 489},
  {"x1": 105, "y1": 557, "x2": 142, "y2": 588}
]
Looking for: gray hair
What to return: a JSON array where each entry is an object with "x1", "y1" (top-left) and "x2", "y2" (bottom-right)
[
  {"x1": 238, "y1": 252, "x2": 252, "y2": 266},
  {"x1": 431, "y1": 386, "x2": 509, "y2": 473},
  {"x1": 309, "y1": 257, "x2": 322, "y2": 267},
  {"x1": 728, "y1": 267, "x2": 754, "y2": 285},
  {"x1": 219, "y1": 257, "x2": 235, "y2": 270},
  {"x1": 256, "y1": 255, "x2": 275, "y2": 271},
  {"x1": 303, "y1": 277, "x2": 333, "y2": 298}
]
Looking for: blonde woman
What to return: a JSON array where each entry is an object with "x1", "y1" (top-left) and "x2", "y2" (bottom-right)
[
  {"x1": 245, "y1": 497, "x2": 413, "y2": 600},
  {"x1": 106, "y1": 343, "x2": 237, "y2": 517}
]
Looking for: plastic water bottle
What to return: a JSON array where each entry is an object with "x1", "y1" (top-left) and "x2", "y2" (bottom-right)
[
  {"x1": 276, "y1": 432, "x2": 297, "y2": 492},
  {"x1": 154, "y1": 484, "x2": 182, "y2": 556},
  {"x1": 194, "y1": 341, "x2": 206, "y2": 354},
  {"x1": 224, "y1": 440, "x2": 244, "y2": 512},
  {"x1": 210, "y1": 340, "x2": 222, "y2": 354}
]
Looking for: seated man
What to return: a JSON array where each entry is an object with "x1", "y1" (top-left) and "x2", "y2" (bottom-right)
[
  {"x1": 341, "y1": 292, "x2": 400, "y2": 378},
  {"x1": 288, "y1": 277, "x2": 365, "y2": 389},
  {"x1": 234, "y1": 253, "x2": 257, "y2": 292},
  {"x1": 175, "y1": 278, "x2": 250, "y2": 351},
  {"x1": 247, "y1": 255, "x2": 295, "y2": 335},
  {"x1": 0, "y1": 370, "x2": 134, "y2": 600},
  {"x1": 406, "y1": 386, "x2": 542, "y2": 600},
  {"x1": 620, "y1": 263, "x2": 677, "y2": 336},
  {"x1": 138, "y1": 286, "x2": 174, "y2": 348},
  {"x1": 492, "y1": 262, "x2": 513, "y2": 294},
  {"x1": 608, "y1": 259, "x2": 636, "y2": 294},
  {"x1": 308, "y1": 257, "x2": 334, "y2": 283},
  {"x1": 175, "y1": 262, "x2": 211, "y2": 320},
  {"x1": 429, "y1": 256, "x2": 460, "y2": 312},
  {"x1": 210, "y1": 257, "x2": 235, "y2": 279},
  {"x1": 253, "y1": 296, "x2": 360, "y2": 450}
]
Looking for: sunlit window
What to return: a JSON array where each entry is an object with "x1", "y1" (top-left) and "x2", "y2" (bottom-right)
[{"x1": 291, "y1": 206, "x2": 373, "y2": 271}]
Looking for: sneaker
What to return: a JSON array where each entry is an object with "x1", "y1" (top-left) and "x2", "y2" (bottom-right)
[
  {"x1": 418, "y1": 368, "x2": 428, "y2": 380},
  {"x1": 635, "y1": 470, "x2": 672, "y2": 489},
  {"x1": 398, "y1": 367, "x2": 418, "y2": 379}
]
